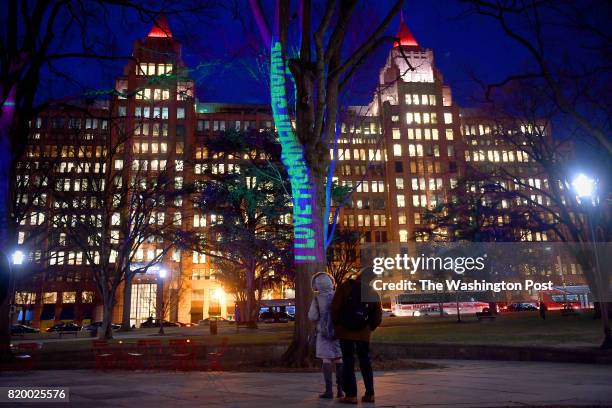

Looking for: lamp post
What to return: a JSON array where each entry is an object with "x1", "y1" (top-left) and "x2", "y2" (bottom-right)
[
  {"x1": 158, "y1": 268, "x2": 167, "y2": 335},
  {"x1": 572, "y1": 174, "x2": 601, "y2": 274},
  {"x1": 8, "y1": 249, "x2": 26, "y2": 334},
  {"x1": 572, "y1": 174, "x2": 610, "y2": 348}
]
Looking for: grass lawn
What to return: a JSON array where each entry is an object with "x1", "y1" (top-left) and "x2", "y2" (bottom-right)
[
  {"x1": 374, "y1": 311, "x2": 605, "y2": 348},
  {"x1": 11, "y1": 310, "x2": 606, "y2": 354}
]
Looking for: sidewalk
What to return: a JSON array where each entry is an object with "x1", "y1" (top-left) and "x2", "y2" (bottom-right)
[{"x1": 2, "y1": 360, "x2": 611, "y2": 407}]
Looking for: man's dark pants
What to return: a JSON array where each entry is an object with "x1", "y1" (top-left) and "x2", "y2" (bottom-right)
[{"x1": 339, "y1": 339, "x2": 374, "y2": 397}]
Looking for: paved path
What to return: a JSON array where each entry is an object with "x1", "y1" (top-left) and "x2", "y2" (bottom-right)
[{"x1": 2, "y1": 360, "x2": 611, "y2": 407}]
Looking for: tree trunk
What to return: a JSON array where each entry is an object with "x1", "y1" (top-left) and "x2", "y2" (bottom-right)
[
  {"x1": 282, "y1": 261, "x2": 317, "y2": 367},
  {"x1": 120, "y1": 274, "x2": 133, "y2": 331},
  {"x1": 282, "y1": 181, "x2": 325, "y2": 366},
  {"x1": 98, "y1": 299, "x2": 115, "y2": 340},
  {"x1": 600, "y1": 302, "x2": 612, "y2": 349},
  {"x1": 246, "y1": 265, "x2": 256, "y2": 328},
  {"x1": 0, "y1": 100, "x2": 16, "y2": 360}
]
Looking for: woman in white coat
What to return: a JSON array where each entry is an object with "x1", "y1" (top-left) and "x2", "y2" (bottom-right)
[{"x1": 308, "y1": 272, "x2": 343, "y2": 399}]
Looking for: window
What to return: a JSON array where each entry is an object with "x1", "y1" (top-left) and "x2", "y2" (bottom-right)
[
  {"x1": 394, "y1": 161, "x2": 403, "y2": 173},
  {"x1": 393, "y1": 144, "x2": 402, "y2": 156},
  {"x1": 392, "y1": 128, "x2": 400, "y2": 139},
  {"x1": 399, "y1": 230, "x2": 408, "y2": 242},
  {"x1": 398, "y1": 212, "x2": 407, "y2": 224},
  {"x1": 177, "y1": 107, "x2": 185, "y2": 119},
  {"x1": 193, "y1": 214, "x2": 206, "y2": 227},
  {"x1": 192, "y1": 251, "x2": 206, "y2": 264},
  {"x1": 444, "y1": 112, "x2": 453, "y2": 124},
  {"x1": 62, "y1": 292, "x2": 76, "y2": 303},
  {"x1": 396, "y1": 195, "x2": 405, "y2": 208},
  {"x1": 445, "y1": 128, "x2": 454, "y2": 140},
  {"x1": 43, "y1": 292, "x2": 57, "y2": 304},
  {"x1": 175, "y1": 177, "x2": 183, "y2": 189},
  {"x1": 395, "y1": 178, "x2": 404, "y2": 190}
]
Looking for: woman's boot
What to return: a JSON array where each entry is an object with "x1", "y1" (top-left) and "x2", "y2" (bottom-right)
[
  {"x1": 335, "y1": 363, "x2": 344, "y2": 398},
  {"x1": 319, "y1": 363, "x2": 333, "y2": 398}
]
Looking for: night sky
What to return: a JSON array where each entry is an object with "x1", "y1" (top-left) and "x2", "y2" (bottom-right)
[
  {"x1": 36, "y1": 1, "x2": 532, "y2": 108},
  {"x1": 17, "y1": 0, "x2": 610, "y2": 181}
]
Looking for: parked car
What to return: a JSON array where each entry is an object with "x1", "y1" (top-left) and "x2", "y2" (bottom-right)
[
  {"x1": 197, "y1": 317, "x2": 227, "y2": 326},
  {"x1": 178, "y1": 322, "x2": 195, "y2": 327},
  {"x1": 507, "y1": 303, "x2": 538, "y2": 312},
  {"x1": 259, "y1": 311, "x2": 290, "y2": 323},
  {"x1": 11, "y1": 324, "x2": 39, "y2": 335},
  {"x1": 82, "y1": 321, "x2": 120, "y2": 332},
  {"x1": 139, "y1": 319, "x2": 180, "y2": 328},
  {"x1": 45, "y1": 322, "x2": 81, "y2": 332}
]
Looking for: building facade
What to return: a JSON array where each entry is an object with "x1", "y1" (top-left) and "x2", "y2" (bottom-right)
[{"x1": 12, "y1": 16, "x2": 586, "y2": 329}]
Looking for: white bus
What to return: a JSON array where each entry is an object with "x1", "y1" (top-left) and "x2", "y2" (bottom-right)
[{"x1": 391, "y1": 293, "x2": 490, "y2": 317}]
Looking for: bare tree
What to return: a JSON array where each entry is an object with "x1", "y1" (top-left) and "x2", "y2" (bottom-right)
[
  {"x1": 326, "y1": 227, "x2": 361, "y2": 285},
  {"x1": 194, "y1": 129, "x2": 293, "y2": 327},
  {"x1": 454, "y1": 81, "x2": 611, "y2": 347},
  {"x1": 248, "y1": 0, "x2": 405, "y2": 365},
  {"x1": 155, "y1": 267, "x2": 187, "y2": 335},
  {"x1": 50, "y1": 107, "x2": 191, "y2": 339},
  {"x1": 0, "y1": 0, "x2": 216, "y2": 359},
  {"x1": 460, "y1": 0, "x2": 612, "y2": 156},
  {"x1": 457, "y1": 0, "x2": 611, "y2": 348}
]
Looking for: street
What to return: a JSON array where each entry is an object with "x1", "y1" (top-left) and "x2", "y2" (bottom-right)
[{"x1": 2, "y1": 359, "x2": 611, "y2": 407}]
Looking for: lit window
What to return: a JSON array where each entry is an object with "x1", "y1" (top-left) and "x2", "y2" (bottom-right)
[
  {"x1": 398, "y1": 212, "x2": 406, "y2": 224},
  {"x1": 177, "y1": 107, "x2": 185, "y2": 119},
  {"x1": 444, "y1": 112, "x2": 453, "y2": 124},
  {"x1": 392, "y1": 128, "x2": 400, "y2": 139},
  {"x1": 393, "y1": 144, "x2": 402, "y2": 156},
  {"x1": 399, "y1": 230, "x2": 408, "y2": 242},
  {"x1": 396, "y1": 195, "x2": 405, "y2": 208}
]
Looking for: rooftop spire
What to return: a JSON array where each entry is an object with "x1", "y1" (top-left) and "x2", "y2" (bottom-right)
[
  {"x1": 394, "y1": 11, "x2": 418, "y2": 47},
  {"x1": 147, "y1": 14, "x2": 173, "y2": 38}
]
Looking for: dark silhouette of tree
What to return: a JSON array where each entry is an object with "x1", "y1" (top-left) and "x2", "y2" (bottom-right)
[
  {"x1": 0, "y1": 0, "x2": 216, "y2": 359},
  {"x1": 50, "y1": 107, "x2": 192, "y2": 339},
  {"x1": 249, "y1": 0, "x2": 405, "y2": 366},
  {"x1": 459, "y1": 0, "x2": 611, "y2": 348},
  {"x1": 194, "y1": 129, "x2": 293, "y2": 327},
  {"x1": 326, "y1": 227, "x2": 361, "y2": 286}
]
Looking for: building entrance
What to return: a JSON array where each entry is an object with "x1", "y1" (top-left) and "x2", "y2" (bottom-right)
[{"x1": 130, "y1": 283, "x2": 157, "y2": 327}]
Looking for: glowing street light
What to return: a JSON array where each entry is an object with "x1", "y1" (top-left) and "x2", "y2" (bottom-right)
[
  {"x1": 158, "y1": 268, "x2": 167, "y2": 279},
  {"x1": 572, "y1": 174, "x2": 596, "y2": 201},
  {"x1": 11, "y1": 250, "x2": 25, "y2": 265}
]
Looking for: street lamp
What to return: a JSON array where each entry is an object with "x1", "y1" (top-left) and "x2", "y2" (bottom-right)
[
  {"x1": 572, "y1": 174, "x2": 597, "y2": 204},
  {"x1": 8, "y1": 249, "x2": 26, "y2": 333},
  {"x1": 11, "y1": 250, "x2": 25, "y2": 265},
  {"x1": 157, "y1": 268, "x2": 167, "y2": 334},
  {"x1": 571, "y1": 174, "x2": 608, "y2": 346}
]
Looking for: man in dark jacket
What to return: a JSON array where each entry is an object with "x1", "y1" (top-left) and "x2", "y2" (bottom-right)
[{"x1": 331, "y1": 270, "x2": 383, "y2": 404}]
